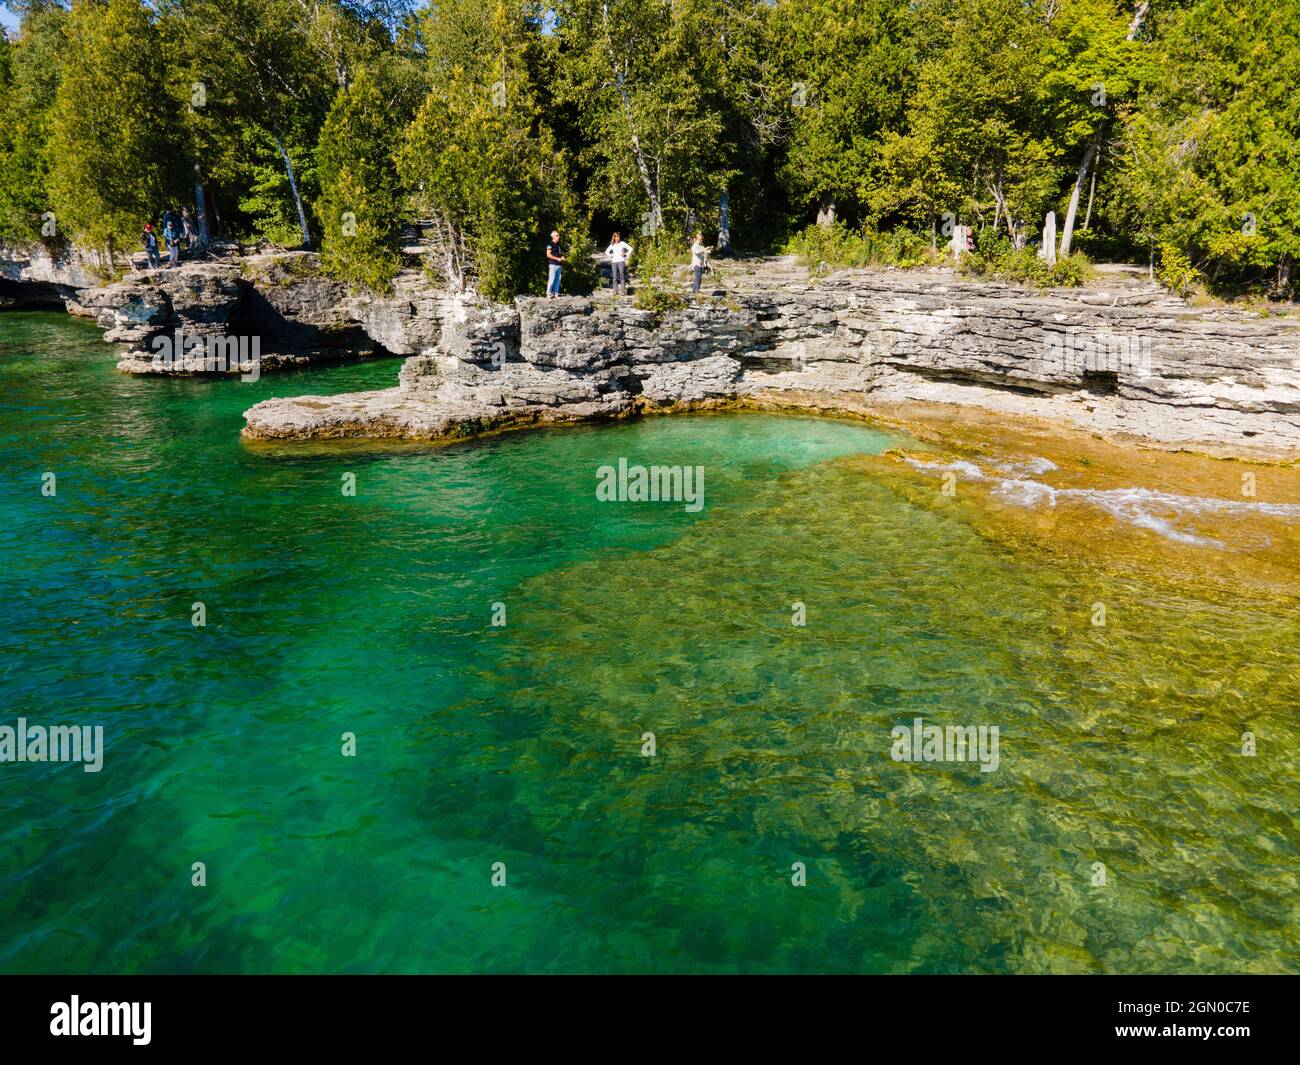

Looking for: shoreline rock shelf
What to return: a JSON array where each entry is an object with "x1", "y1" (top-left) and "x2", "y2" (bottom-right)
[
  {"x1": 243, "y1": 268, "x2": 1300, "y2": 455},
  {"x1": 4, "y1": 242, "x2": 1299, "y2": 453}
]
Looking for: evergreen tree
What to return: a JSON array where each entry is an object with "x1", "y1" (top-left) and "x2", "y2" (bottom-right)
[
  {"x1": 399, "y1": 0, "x2": 589, "y2": 300},
  {"x1": 767, "y1": 0, "x2": 917, "y2": 228},
  {"x1": 553, "y1": 0, "x2": 745, "y2": 239},
  {"x1": 46, "y1": 0, "x2": 187, "y2": 257},
  {"x1": 1111, "y1": 0, "x2": 1300, "y2": 292},
  {"x1": 315, "y1": 63, "x2": 406, "y2": 292},
  {"x1": 0, "y1": 4, "x2": 67, "y2": 243}
]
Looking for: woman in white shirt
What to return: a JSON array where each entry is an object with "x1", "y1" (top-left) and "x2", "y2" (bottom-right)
[
  {"x1": 606, "y1": 233, "x2": 633, "y2": 295},
  {"x1": 690, "y1": 233, "x2": 711, "y2": 298}
]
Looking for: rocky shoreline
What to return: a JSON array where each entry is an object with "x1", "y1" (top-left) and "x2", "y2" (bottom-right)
[
  {"x1": 4, "y1": 242, "x2": 1299, "y2": 457},
  {"x1": 245, "y1": 265, "x2": 1300, "y2": 457}
]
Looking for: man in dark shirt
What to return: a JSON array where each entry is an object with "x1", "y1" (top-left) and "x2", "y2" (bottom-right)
[{"x1": 546, "y1": 230, "x2": 565, "y2": 299}]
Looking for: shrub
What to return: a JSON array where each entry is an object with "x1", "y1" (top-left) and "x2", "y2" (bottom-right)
[
  {"x1": 784, "y1": 222, "x2": 934, "y2": 273},
  {"x1": 633, "y1": 281, "x2": 689, "y2": 313},
  {"x1": 958, "y1": 239, "x2": 1090, "y2": 288},
  {"x1": 1156, "y1": 243, "x2": 1200, "y2": 298}
]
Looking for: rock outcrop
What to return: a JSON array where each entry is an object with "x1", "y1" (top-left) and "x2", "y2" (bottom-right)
[
  {"x1": 0, "y1": 242, "x2": 103, "y2": 308},
  {"x1": 244, "y1": 266, "x2": 1300, "y2": 453},
  {"x1": 1, "y1": 243, "x2": 449, "y2": 374},
  {"x1": 5, "y1": 239, "x2": 1298, "y2": 452}
]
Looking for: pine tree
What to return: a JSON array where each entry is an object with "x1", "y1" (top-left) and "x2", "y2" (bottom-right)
[
  {"x1": 398, "y1": 0, "x2": 589, "y2": 300},
  {"x1": 0, "y1": 3, "x2": 68, "y2": 243},
  {"x1": 315, "y1": 64, "x2": 405, "y2": 292},
  {"x1": 46, "y1": 0, "x2": 187, "y2": 257}
]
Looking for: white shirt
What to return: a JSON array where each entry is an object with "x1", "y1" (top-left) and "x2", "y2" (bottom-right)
[
  {"x1": 690, "y1": 242, "x2": 710, "y2": 268},
  {"x1": 606, "y1": 241, "x2": 633, "y2": 263}
]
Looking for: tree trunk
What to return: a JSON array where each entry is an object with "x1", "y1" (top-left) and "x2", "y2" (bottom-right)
[
  {"x1": 272, "y1": 127, "x2": 312, "y2": 249},
  {"x1": 1083, "y1": 164, "x2": 1097, "y2": 231},
  {"x1": 195, "y1": 179, "x2": 211, "y2": 249},
  {"x1": 1040, "y1": 212, "x2": 1057, "y2": 265},
  {"x1": 1059, "y1": 140, "x2": 1096, "y2": 258},
  {"x1": 1127, "y1": 1, "x2": 1149, "y2": 40}
]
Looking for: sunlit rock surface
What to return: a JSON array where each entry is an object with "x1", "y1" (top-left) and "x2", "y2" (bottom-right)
[{"x1": 243, "y1": 262, "x2": 1300, "y2": 453}]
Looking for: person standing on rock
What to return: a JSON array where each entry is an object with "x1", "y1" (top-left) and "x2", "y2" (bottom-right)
[
  {"x1": 164, "y1": 219, "x2": 181, "y2": 268},
  {"x1": 142, "y1": 223, "x2": 161, "y2": 270},
  {"x1": 690, "y1": 232, "x2": 712, "y2": 298},
  {"x1": 546, "y1": 230, "x2": 566, "y2": 299},
  {"x1": 605, "y1": 231, "x2": 633, "y2": 295}
]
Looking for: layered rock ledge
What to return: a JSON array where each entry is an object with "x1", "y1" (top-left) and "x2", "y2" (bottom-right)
[
  {"x1": 1, "y1": 243, "x2": 450, "y2": 373},
  {"x1": 242, "y1": 266, "x2": 1300, "y2": 454}
]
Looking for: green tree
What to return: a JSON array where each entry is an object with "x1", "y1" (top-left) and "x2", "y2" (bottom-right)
[
  {"x1": 553, "y1": 0, "x2": 746, "y2": 238},
  {"x1": 169, "y1": 0, "x2": 344, "y2": 245},
  {"x1": 767, "y1": 0, "x2": 917, "y2": 228},
  {"x1": 399, "y1": 0, "x2": 588, "y2": 300},
  {"x1": 45, "y1": 0, "x2": 187, "y2": 257},
  {"x1": 0, "y1": 3, "x2": 67, "y2": 243},
  {"x1": 880, "y1": 0, "x2": 1065, "y2": 245},
  {"x1": 315, "y1": 63, "x2": 409, "y2": 292},
  {"x1": 1111, "y1": 0, "x2": 1300, "y2": 292}
]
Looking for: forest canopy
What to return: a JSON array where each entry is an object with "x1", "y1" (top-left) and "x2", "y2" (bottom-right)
[{"x1": 0, "y1": 0, "x2": 1295, "y2": 298}]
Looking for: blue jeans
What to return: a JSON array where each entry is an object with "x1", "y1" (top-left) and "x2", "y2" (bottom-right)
[{"x1": 547, "y1": 263, "x2": 562, "y2": 295}]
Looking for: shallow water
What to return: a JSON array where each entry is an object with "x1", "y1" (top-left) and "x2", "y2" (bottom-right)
[{"x1": 1, "y1": 311, "x2": 1297, "y2": 973}]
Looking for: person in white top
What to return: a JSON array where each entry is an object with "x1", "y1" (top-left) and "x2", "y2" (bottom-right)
[
  {"x1": 689, "y1": 232, "x2": 712, "y2": 298},
  {"x1": 606, "y1": 232, "x2": 634, "y2": 295}
]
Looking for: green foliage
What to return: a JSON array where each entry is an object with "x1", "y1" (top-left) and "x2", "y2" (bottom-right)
[
  {"x1": 632, "y1": 282, "x2": 690, "y2": 313},
  {"x1": 398, "y1": 0, "x2": 589, "y2": 301},
  {"x1": 960, "y1": 242, "x2": 1092, "y2": 288},
  {"x1": 554, "y1": 0, "x2": 745, "y2": 235},
  {"x1": 629, "y1": 235, "x2": 691, "y2": 309},
  {"x1": 0, "y1": 5, "x2": 65, "y2": 243},
  {"x1": 768, "y1": 0, "x2": 916, "y2": 224},
  {"x1": 784, "y1": 222, "x2": 933, "y2": 272},
  {"x1": 0, "y1": 0, "x2": 1295, "y2": 304},
  {"x1": 629, "y1": 235, "x2": 688, "y2": 283},
  {"x1": 1110, "y1": 1, "x2": 1300, "y2": 295},
  {"x1": 1155, "y1": 243, "x2": 1199, "y2": 298},
  {"x1": 315, "y1": 66, "x2": 405, "y2": 293},
  {"x1": 45, "y1": 0, "x2": 188, "y2": 253}
]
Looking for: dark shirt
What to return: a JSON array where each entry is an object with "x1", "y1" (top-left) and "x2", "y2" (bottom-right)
[
  {"x1": 143, "y1": 231, "x2": 157, "y2": 251},
  {"x1": 546, "y1": 241, "x2": 564, "y2": 263}
]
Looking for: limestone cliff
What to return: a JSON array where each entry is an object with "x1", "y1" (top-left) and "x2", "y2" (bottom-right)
[{"x1": 243, "y1": 266, "x2": 1300, "y2": 454}]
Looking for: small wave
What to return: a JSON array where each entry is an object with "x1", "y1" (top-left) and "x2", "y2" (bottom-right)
[
  {"x1": 903, "y1": 457, "x2": 985, "y2": 479},
  {"x1": 903, "y1": 455, "x2": 1300, "y2": 547},
  {"x1": 995, "y1": 456, "x2": 1058, "y2": 476}
]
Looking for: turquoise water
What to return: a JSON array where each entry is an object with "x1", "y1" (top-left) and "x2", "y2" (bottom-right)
[{"x1": 1, "y1": 311, "x2": 1296, "y2": 973}]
